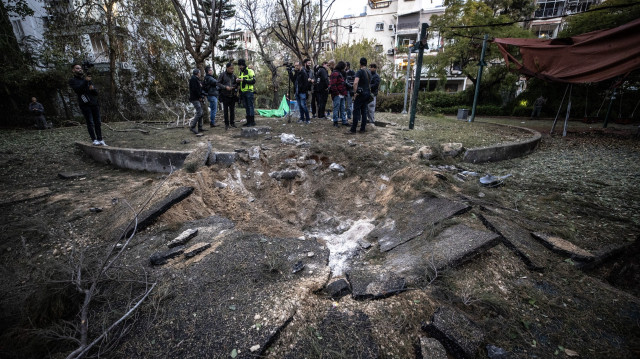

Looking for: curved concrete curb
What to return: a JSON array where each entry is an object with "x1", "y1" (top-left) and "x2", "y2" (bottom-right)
[
  {"x1": 462, "y1": 124, "x2": 541, "y2": 163},
  {"x1": 75, "y1": 142, "x2": 190, "y2": 173}
]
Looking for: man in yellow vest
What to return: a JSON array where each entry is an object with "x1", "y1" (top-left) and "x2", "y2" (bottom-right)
[{"x1": 237, "y1": 59, "x2": 256, "y2": 127}]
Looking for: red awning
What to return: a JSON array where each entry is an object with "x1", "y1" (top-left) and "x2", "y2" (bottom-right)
[{"x1": 494, "y1": 18, "x2": 640, "y2": 83}]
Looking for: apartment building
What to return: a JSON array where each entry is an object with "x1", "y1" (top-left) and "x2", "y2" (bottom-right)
[
  {"x1": 328, "y1": 0, "x2": 470, "y2": 92},
  {"x1": 529, "y1": 0, "x2": 602, "y2": 38}
]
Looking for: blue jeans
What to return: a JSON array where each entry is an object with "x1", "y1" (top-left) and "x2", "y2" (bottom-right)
[
  {"x1": 332, "y1": 95, "x2": 346, "y2": 123},
  {"x1": 242, "y1": 91, "x2": 255, "y2": 117},
  {"x1": 346, "y1": 93, "x2": 353, "y2": 119},
  {"x1": 207, "y1": 96, "x2": 218, "y2": 125},
  {"x1": 296, "y1": 92, "x2": 310, "y2": 122}
]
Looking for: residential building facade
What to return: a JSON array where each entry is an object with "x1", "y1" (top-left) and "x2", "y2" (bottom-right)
[{"x1": 529, "y1": 0, "x2": 603, "y2": 38}]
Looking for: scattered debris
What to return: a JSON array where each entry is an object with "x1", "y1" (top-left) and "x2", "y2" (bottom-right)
[
  {"x1": 89, "y1": 207, "x2": 103, "y2": 213},
  {"x1": 329, "y1": 163, "x2": 345, "y2": 173},
  {"x1": 167, "y1": 228, "x2": 198, "y2": 248},
  {"x1": 479, "y1": 173, "x2": 512, "y2": 187}
]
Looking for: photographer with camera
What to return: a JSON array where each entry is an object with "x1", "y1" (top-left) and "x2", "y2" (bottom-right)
[
  {"x1": 287, "y1": 60, "x2": 312, "y2": 124},
  {"x1": 69, "y1": 62, "x2": 106, "y2": 146},
  {"x1": 348, "y1": 57, "x2": 372, "y2": 134},
  {"x1": 217, "y1": 62, "x2": 238, "y2": 130}
]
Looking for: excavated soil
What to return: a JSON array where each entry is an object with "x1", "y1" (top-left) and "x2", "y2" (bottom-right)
[{"x1": 0, "y1": 113, "x2": 639, "y2": 359}]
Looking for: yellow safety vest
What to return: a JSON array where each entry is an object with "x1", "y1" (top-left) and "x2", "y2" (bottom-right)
[{"x1": 239, "y1": 68, "x2": 255, "y2": 93}]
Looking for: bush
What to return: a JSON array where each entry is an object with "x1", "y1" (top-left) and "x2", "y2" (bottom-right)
[{"x1": 376, "y1": 94, "x2": 405, "y2": 112}]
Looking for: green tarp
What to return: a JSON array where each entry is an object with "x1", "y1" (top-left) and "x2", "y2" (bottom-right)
[{"x1": 256, "y1": 95, "x2": 290, "y2": 118}]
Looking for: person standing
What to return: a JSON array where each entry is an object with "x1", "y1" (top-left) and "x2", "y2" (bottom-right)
[
  {"x1": 187, "y1": 69, "x2": 205, "y2": 134},
  {"x1": 288, "y1": 61, "x2": 311, "y2": 124},
  {"x1": 349, "y1": 57, "x2": 371, "y2": 134},
  {"x1": 304, "y1": 59, "x2": 315, "y2": 122},
  {"x1": 237, "y1": 59, "x2": 257, "y2": 127},
  {"x1": 29, "y1": 97, "x2": 48, "y2": 129},
  {"x1": 531, "y1": 96, "x2": 546, "y2": 119},
  {"x1": 344, "y1": 62, "x2": 356, "y2": 120},
  {"x1": 311, "y1": 64, "x2": 320, "y2": 118},
  {"x1": 217, "y1": 62, "x2": 238, "y2": 130},
  {"x1": 69, "y1": 63, "x2": 106, "y2": 145},
  {"x1": 366, "y1": 63, "x2": 381, "y2": 125},
  {"x1": 203, "y1": 66, "x2": 219, "y2": 127},
  {"x1": 329, "y1": 61, "x2": 348, "y2": 127},
  {"x1": 316, "y1": 61, "x2": 330, "y2": 119}
]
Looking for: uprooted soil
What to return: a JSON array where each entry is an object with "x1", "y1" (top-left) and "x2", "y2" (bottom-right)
[{"x1": 0, "y1": 113, "x2": 639, "y2": 358}]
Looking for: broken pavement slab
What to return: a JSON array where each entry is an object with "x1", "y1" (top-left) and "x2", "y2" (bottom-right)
[
  {"x1": 419, "y1": 336, "x2": 449, "y2": 359},
  {"x1": 182, "y1": 141, "x2": 211, "y2": 170},
  {"x1": 324, "y1": 278, "x2": 351, "y2": 299},
  {"x1": 167, "y1": 228, "x2": 199, "y2": 248},
  {"x1": 284, "y1": 308, "x2": 379, "y2": 358},
  {"x1": 373, "y1": 197, "x2": 471, "y2": 252},
  {"x1": 241, "y1": 126, "x2": 272, "y2": 138},
  {"x1": 422, "y1": 306, "x2": 485, "y2": 359},
  {"x1": 479, "y1": 213, "x2": 548, "y2": 271},
  {"x1": 114, "y1": 186, "x2": 194, "y2": 240},
  {"x1": 531, "y1": 232, "x2": 595, "y2": 262},
  {"x1": 149, "y1": 246, "x2": 185, "y2": 266},
  {"x1": 57, "y1": 171, "x2": 88, "y2": 180},
  {"x1": 347, "y1": 269, "x2": 406, "y2": 300},
  {"x1": 382, "y1": 224, "x2": 501, "y2": 284}
]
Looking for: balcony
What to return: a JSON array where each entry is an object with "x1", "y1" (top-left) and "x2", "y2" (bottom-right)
[{"x1": 369, "y1": 0, "x2": 392, "y2": 9}]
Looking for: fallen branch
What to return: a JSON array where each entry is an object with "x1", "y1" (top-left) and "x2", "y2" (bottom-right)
[{"x1": 103, "y1": 122, "x2": 150, "y2": 134}]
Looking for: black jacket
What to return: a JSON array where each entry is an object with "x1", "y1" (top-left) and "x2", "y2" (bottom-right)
[
  {"x1": 217, "y1": 70, "x2": 238, "y2": 99},
  {"x1": 203, "y1": 73, "x2": 219, "y2": 97},
  {"x1": 289, "y1": 68, "x2": 311, "y2": 94},
  {"x1": 314, "y1": 66, "x2": 329, "y2": 93},
  {"x1": 345, "y1": 69, "x2": 356, "y2": 94},
  {"x1": 68, "y1": 74, "x2": 99, "y2": 107},
  {"x1": 370, "y1": 72, "x2": 381, "y2": 97},
  {"x1": 188, "y1": 75, "x2": 202, "y2": 102}
]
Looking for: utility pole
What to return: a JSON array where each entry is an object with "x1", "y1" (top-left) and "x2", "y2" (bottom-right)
[
  {"x1": 469, "y1": 34, "x2": 488, "y2": 123},
  {"x1": 409, "y1": 23, "x2": 429, "y2": 129},
  {"x1": 401, "y1": 45, "x2": 412, "y2": 114}
]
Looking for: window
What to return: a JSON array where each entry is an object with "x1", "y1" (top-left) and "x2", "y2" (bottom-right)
[
  {"x1": 349, "y1": 25, "x2": 353, "y2": 33},
  {"x1": 402, "y1": 38, "x2": 411, "y2": 46},
  {"x1": 375, "y1": 23, "x2": 384, "y2": 31},
  {"x1": 388, "y1": 24, "x2": 394, "y2": 31},
  {"x1": 11, "y1": 20, "x2": 25, "y2": 39},
  {"x1": 90, "y1": 34, "x2": 108, "y2": 58},
  {"x1": 375, "y1": 45, "x2": 383, "y2": 52}
]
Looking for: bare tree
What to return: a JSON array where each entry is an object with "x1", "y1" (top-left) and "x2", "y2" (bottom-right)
[
  {"x1": 170, "y1": 0, "x2": 234, "y2": 72},
  {"x1": 236, "y1": 0, "x2": 282, "y2": 105},
  {"x1": 271, "y1": 0, "x2": 335, "y2": 63}
]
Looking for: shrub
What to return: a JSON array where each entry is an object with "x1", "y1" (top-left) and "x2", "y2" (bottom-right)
[{"x1": 376, "y1": 94, "x2": 405, "y2": 113}]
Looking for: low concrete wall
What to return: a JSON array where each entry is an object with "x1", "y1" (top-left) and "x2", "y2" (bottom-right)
[
  {"x1": 462, "y1": 124, "x2": 541, "y2": 163},
  {"x1": 75, "y1": 142, "x2": 191, "y2": 173}
]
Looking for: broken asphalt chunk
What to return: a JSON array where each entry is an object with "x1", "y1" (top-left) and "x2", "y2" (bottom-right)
[{"x1": 422, "y1": 306, "x2": 485, "y2": 359}]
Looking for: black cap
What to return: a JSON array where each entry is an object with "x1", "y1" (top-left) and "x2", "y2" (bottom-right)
[
  {"x1": 237, "y1": 59, "x2": 246, "y2": 67},
  {"x1": 192, "y1": 69, "x2": 200, "y2": 75}
]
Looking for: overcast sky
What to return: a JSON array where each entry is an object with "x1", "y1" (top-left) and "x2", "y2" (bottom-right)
[{"x1": 330, "y1": 0, "x2": 368, "y2": 19}]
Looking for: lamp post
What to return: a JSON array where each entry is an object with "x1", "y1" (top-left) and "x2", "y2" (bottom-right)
[
  {"x1": 469, "y1": 34, "x2": 488, "y2": 123},
  {"x1": 409, "y1": 23, "x2": 429, "y2": 129},
  {"x1": 401, "y1": 45, "x2": 412, "y2": 114}
]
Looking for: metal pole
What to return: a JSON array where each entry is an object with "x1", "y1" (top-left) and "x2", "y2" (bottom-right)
[
  {"x1": 409, "y1": 23, "x2": 429, "y2": 129},
  {"x1": 401, "y1": 46, "x2": 412, "y2": 114},
  {"x1": 562, "y1": 84, "x2": 573, "y2": 137},
  {"x1": 603, "y1": 88, "x2": 616, "y2": 128},
  {"x1": 468, "y1": 34, "x2": 488, "y2": 123},
  {"x1": 551, "y1": 84, "x2": 569, "y2": 134}
]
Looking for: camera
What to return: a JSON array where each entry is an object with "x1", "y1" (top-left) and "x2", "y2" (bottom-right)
[
  {"x1": 82, "y1": 60, "x2": 95, "y2": 73},
  {"x1": 283, "y1": 62, "x2": 294, "y2": 72}
]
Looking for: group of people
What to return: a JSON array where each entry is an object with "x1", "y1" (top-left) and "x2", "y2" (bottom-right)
[
  {"x1": 188, "y1": 59, "x2": 256, "y2": 133},
  {"x1": 187, "y1": 56, "x2": 381, "y2": 135},
  {"x1": 287, "y1": 56, "x2": 381, "y2": 133}
]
